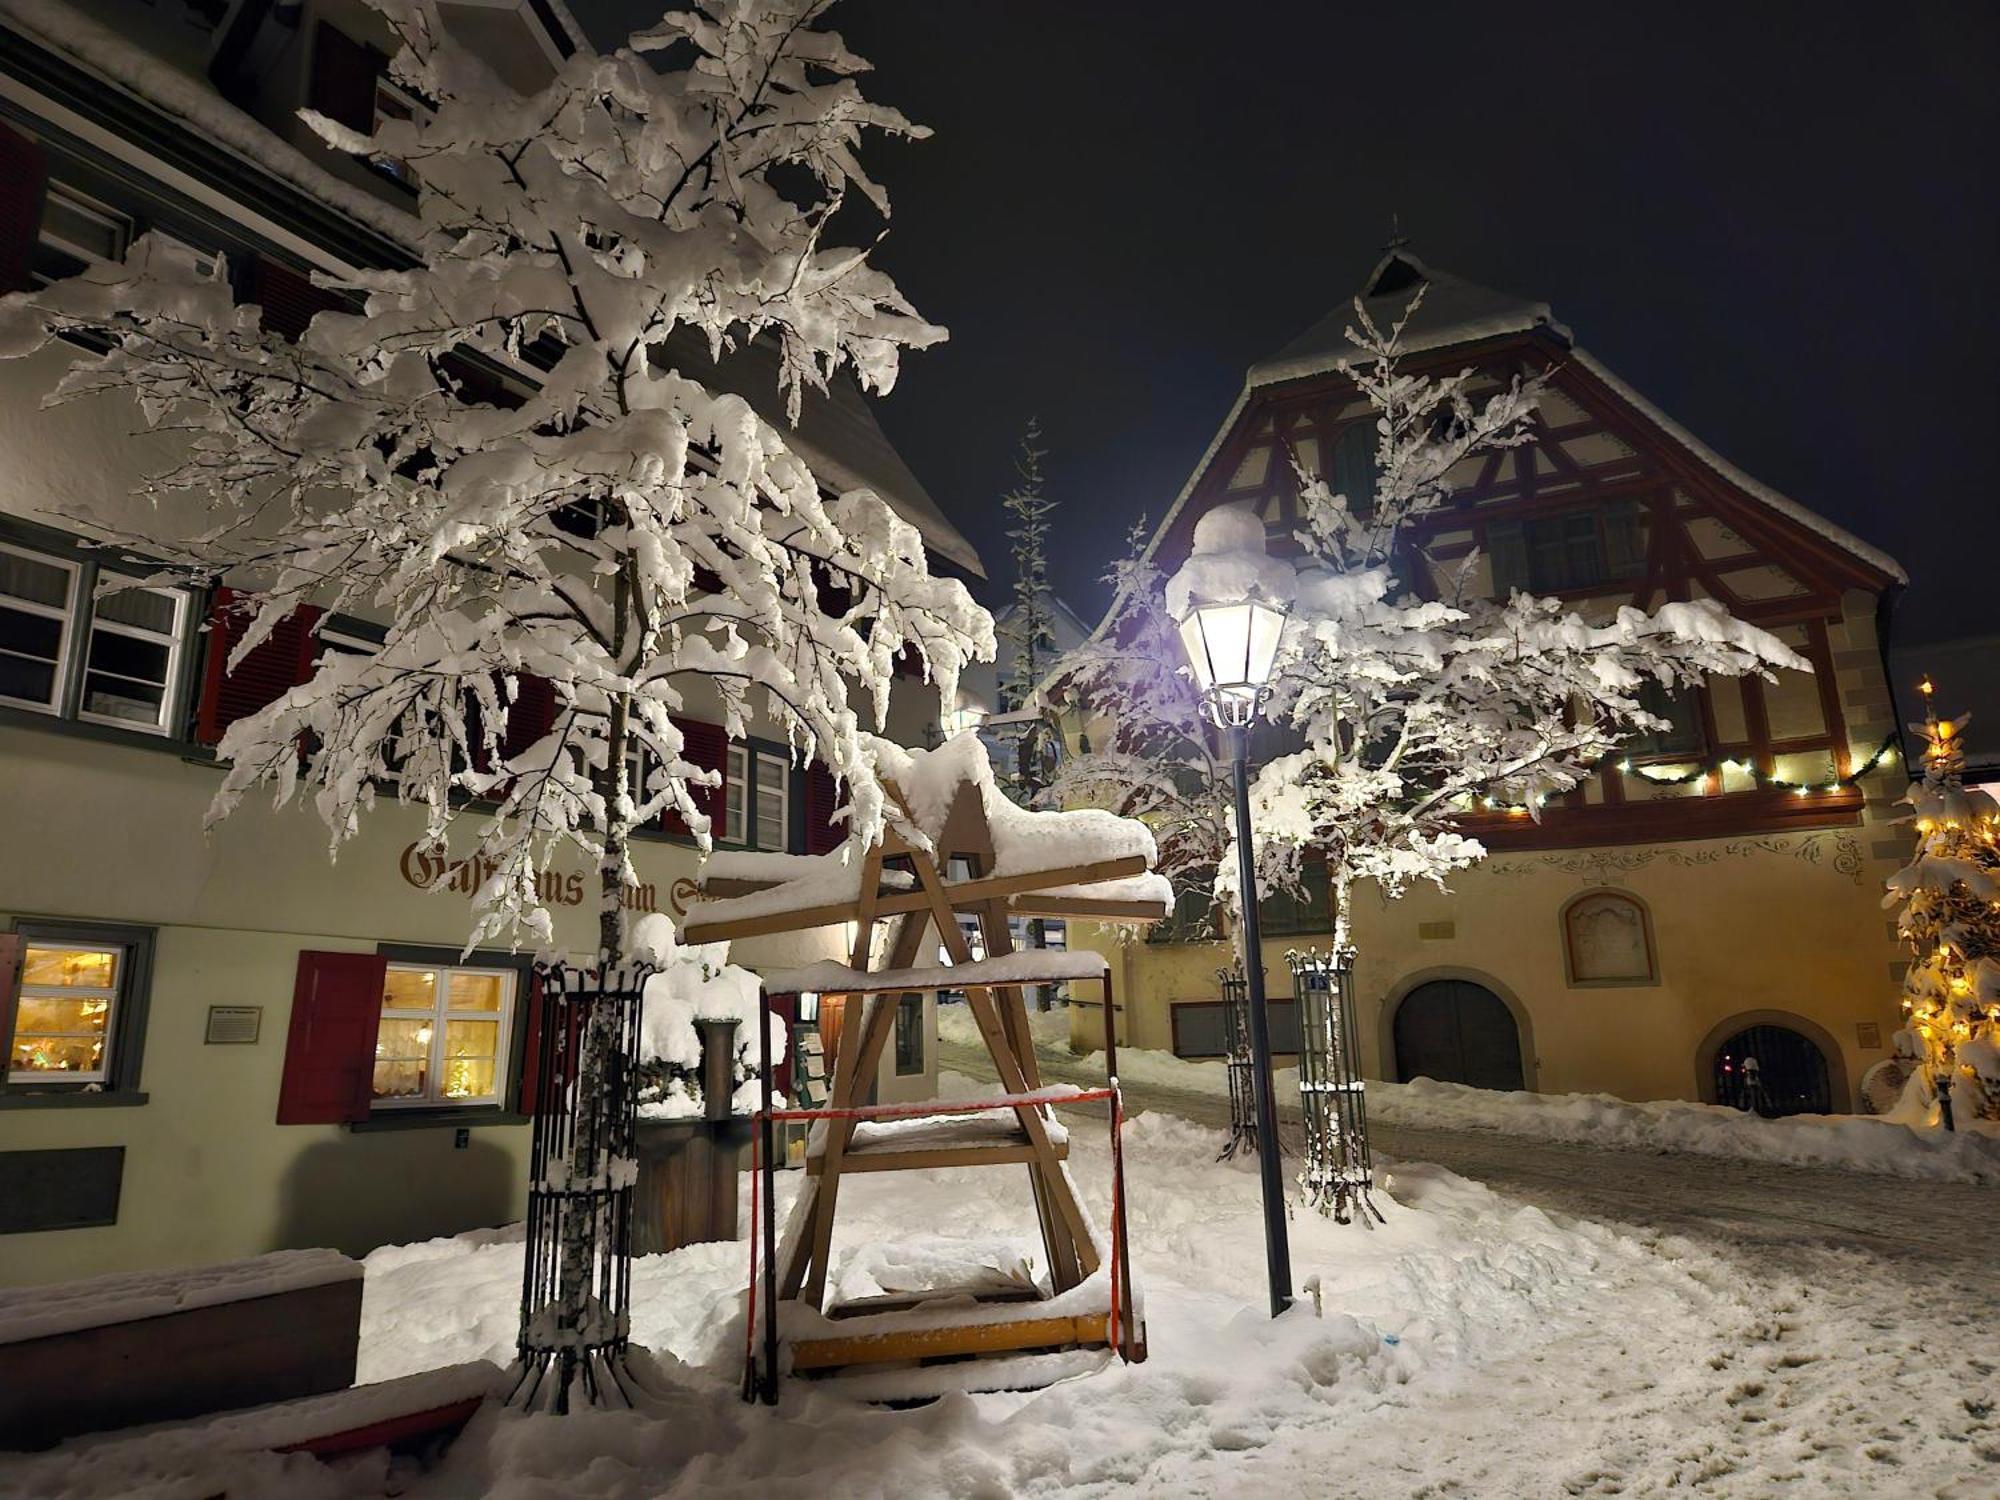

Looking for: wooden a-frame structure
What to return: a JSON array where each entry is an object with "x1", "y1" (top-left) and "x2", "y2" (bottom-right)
[{"x1": 682, "y1": 760, "x2": 1167, "y2": 1385}]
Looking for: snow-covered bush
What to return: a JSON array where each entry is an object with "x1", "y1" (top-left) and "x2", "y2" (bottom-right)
[{"x1": 630, "y1": 916, "x2": 783, "y2": 1119}]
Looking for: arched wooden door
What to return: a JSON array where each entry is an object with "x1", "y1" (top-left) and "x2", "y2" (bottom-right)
[
  {"x1": 1393, "y1": 979, "x2": 1525, "y2": 1091},
  {"x1": 1712, "y1": 1023, "x2": 1832, "y2": 1117}
]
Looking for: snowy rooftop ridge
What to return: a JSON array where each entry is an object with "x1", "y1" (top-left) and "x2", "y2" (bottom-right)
[{"x1": 1247, "y1": 250, "x2": 1569, "y2": 389}]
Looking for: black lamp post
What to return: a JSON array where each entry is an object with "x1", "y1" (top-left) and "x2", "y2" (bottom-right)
[{"x1": 1172, "y1": 572, "x2": 1294, "y2": 1318}]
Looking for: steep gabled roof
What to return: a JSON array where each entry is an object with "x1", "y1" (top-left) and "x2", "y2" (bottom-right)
[
  {"x1": 1114, "y1": 250, "x2": 1901, "y2": 622},
  {"x1": 1249, "y1": 250, "x2": 1568, "y2": 389}
]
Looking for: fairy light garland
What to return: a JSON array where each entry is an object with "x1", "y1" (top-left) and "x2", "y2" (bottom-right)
[{"x1": 1472, "y1": 732, "x2": 1903, "y2": 815}]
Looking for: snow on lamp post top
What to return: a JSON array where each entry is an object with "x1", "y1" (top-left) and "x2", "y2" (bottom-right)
[{"x1": 1166, "y1": 501, "x2": 1298, "y2": 728}]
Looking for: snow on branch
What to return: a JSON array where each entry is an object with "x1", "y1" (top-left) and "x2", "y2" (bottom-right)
[{"x1": 0, "y1": 0, "x2": 993, "y2": 959}]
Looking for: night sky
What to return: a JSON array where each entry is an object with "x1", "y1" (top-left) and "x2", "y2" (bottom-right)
[{"x1": 581, "y1": 2, "x2": 1997, "y2": 647}]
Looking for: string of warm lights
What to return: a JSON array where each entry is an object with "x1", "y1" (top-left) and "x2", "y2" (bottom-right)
[{"x1": 1472, "y1": 732, "x2": 1903, "y2": 815}]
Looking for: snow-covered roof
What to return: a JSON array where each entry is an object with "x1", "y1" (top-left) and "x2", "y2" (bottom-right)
[{"x1": 1248, "y1": 250, "x2": 1568, "y2": 389}]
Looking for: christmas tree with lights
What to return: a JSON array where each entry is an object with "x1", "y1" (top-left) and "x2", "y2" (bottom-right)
[{"x1": 1885, "y1": 679, "x2": 2000, "y2": 1129}]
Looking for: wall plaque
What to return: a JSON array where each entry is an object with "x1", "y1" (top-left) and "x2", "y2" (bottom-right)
[
  {"x1": 205, "y1": 1005, "x2": 262, "y2": 1045},
  {"x1": 1855, "y1": 1021, "x2": 1882, "y2": 1050}
]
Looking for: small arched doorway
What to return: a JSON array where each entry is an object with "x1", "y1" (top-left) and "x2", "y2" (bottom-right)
[
  {"x1": 1393, "y1": 979, "x2": 1525, "y2": 1091},
  {"x1": 1711, "y1": 1023, "x2": 1833, "y2": 1117}
]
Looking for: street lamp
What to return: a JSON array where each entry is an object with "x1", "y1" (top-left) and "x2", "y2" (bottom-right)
[{"x1": 1167, "y1": 502, "x2": 1296, "y2": 1318}]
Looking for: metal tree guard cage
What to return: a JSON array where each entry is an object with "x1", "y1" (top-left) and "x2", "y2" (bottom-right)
[
  {"x1": 1218, "y1": 967, "x2": 1260, "y2": 1161},
  {"x1": 1287, "y1": 950, "x2": 1383, "y2": 1225},
  {"x1": 512, "y1": 961, "x2": 651, "y2": 1413}
]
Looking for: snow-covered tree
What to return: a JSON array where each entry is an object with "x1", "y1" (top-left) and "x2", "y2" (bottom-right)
[
  {"x1": 1884, "y1": 687, "x2": 2000, "y2": 1129},
  {"x1": 996, "y1": 418, "x2": 1061, "y2": 796},
  {"x1": 1045, "y1": 520, "x2": 1233, "y2": 936},
  {"x1": 1206, "y1": 295, "x2": 1805, "y2": 965},
  {"x1": 0, "y1": 0, "x2": 989, "y2": 964},
  {"x1": 0, "y1": 0, "x2": 991, "y2": 1391}
]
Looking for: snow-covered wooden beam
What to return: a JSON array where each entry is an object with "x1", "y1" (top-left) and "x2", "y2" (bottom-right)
[{"x1": 678, "y1": 854, "x2": 1151, "y2": 943}]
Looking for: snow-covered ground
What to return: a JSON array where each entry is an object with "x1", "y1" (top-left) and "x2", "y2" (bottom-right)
[
  {"x1": 8, "y1": 1058, "x2": 1995, "y2": 1498},
  {"x1": 939, "y1": 1003, "x2": 2000, "y2": 1185}
]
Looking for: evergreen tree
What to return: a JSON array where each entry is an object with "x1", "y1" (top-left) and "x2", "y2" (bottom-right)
[
  {"x1": 1885, "y1": 683, "x2": 2000, "y2": 1128},
  {"x1": 997, "y1": 419, "x2": 1061, "y2": 798}
]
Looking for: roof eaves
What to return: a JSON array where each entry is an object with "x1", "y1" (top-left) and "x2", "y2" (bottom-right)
[{"x1": 1570, "y1": 347, "x2": 1907, "y2": 584}]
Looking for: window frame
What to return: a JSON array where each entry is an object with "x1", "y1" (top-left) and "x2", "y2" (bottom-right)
[
  {"x1": 893, "y1": 992, "x2": 926, "y2": 1076},
  {"x1": 1488, "y1": 499, "x2": 1649, "y2": 597},
  {"x1": 1560, "y1": 889, "x2": 1659, "y2": 988},
  {"x1": 0, "y1": 541, "x2": 80, "y2": 715},
  {"x1": 1624, "y1": 680, "x2": 1708, "y2": 763},
  {"x1": 714, "y1": 736, "x2": 801, "y2": 853},
  {"x1": 0, "y1": 521, "x2": 203, "y2": 745},
  {"x1": 1, "y1": 919, "x2": 155, "y2": 1105},
  {"x1": 370, "y1": 958, "x2": 518, "y2": 1112},
  {"x1": 76, "y1": 581, "x2": 190, "y2": 736}
]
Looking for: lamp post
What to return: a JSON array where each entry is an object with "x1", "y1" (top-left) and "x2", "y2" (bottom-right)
[{"x1": 1167, "y1": 502, "x2": 1296, "y2": 1318}]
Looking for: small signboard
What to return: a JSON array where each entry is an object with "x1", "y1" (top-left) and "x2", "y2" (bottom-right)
[
  {"x1": 1855, "y1": 1021, "x2": 1883, "y2": 1050},
  {"x1": 205, "y1": 1005, "x2": 262, "y2": 1045}
]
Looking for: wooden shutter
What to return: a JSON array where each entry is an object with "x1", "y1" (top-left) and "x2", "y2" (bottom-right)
[
  {"x1": 804, "y1": 765, "x2": 842, "y2": 854},
  {"x1": 276, "y1": 950, "x2": 388, "y2": 1124},
  {"x1": 308, "y1": 22, "x2": 384, "y2": 135},
  {"x1": 0, "y1": 934, "x2": 21, "y2": 1087},
  {"x1": 195, "y1": 588, "x2": 323, "y2": 746},
  {"x1": 501, "y1": 675, "x2": 557, "y2": 764},
  {"x1": 664, "y1": 717, "x2": 728, "y2": 837},
  {"x1": 244, "y1": 256, "x2": 344, "y2": 343},
  {"x1": 514, "y1": 967, "x2": 545, "y2": 1115},
  {"x1": 0, "y1": 122, "x2": 46, "y2": 293}
]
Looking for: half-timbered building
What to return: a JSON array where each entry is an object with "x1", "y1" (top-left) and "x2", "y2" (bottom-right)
[{"x1": 1079, "y1": 251, "x2": 1912, "y2": 1116}]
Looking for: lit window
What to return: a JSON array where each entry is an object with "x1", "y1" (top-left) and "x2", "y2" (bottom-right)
[
  {"x1": 0, "y1": 545, "x2": 77, "y2": 712},
  {"x1": 374, "y1": 962, "x2": 514, "y2": 1107},
  {"x1": 8, "y1": 944, "x2": 120, "y2": 1082},
  {"x1": 79, "y1": 585, "x2": 187, "y2": 733}
]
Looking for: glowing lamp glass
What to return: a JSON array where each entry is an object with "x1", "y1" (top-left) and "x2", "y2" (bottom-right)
[{"x1": 1176, "y1": 597, "x2": 1288, "y2": 727}]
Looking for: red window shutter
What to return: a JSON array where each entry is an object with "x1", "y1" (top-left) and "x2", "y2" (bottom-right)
[
  {"x1": 501, "y1": 674, "x2": 557, "y2": 764},
  {"x1": 276, "y1": 950, "x2": 388, "y2": 1124},
  {"x1": 308, "y1": 22, "x2": 384, "y2": 135},
  {"x1": 664, "y1": 717, "x2": 728, "y2": 837},
  {"x1": 514, "y1": 967, "x2": 545, "y2": 1115},
  {"x1": 244, "y1": 255, "x2": 345, "y2": 342},
  {"x1": 804, "y1": 765, "x2": 843, "y2": 853},
  {"x1": 196, "y1": 588, "x2": 324, "y2": 746},
  {"x1": 0, "y1": 933, "x2": 22, "y2": 1083},
  {"x1": 0, "y1": 122, "x2": 47, "y2": 293}
]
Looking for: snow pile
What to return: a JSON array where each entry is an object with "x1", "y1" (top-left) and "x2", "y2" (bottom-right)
[
  {"x1": 326, "y1": 1076, "x2": 1663, "y2": 1499},
  {"x1": 1040, "y1": 1033, "x2": 2000, "y2": 1186},
  {"x1": 630, "y1": 919, "x2": 784, "y2": 1119},
  {"x1": 870, "y1": 731, "x2": 1158, "y2": 880},
  {"x1": 1163, "y1": 498, "x2": 1299, "y2": 618},
  {"x1": 0, "y1": 1248, "x2": 359, "y2": 1345}
]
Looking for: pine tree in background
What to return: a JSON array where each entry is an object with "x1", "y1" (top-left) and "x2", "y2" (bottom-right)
[
  {"x1": 998, "y1": 419, "x2": 1061, "y2": 787},
  {"x1": 1885, "y1": 681, "x2": 2000, "y2": 1129},
  {"x1": 997, "y1": 419, "x2": 1062, "y2": 1000}
]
